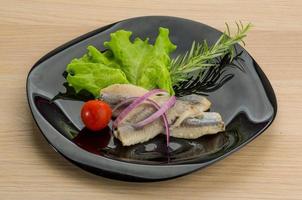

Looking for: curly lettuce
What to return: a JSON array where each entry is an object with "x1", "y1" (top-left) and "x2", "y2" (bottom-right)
[{"x1": 66, "y1": 27, "x2": 176, "y2": 97}]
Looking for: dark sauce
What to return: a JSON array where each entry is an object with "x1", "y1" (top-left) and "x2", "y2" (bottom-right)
[{"x1": 73, "y1": 127, "x2": 112, "y2": 155}]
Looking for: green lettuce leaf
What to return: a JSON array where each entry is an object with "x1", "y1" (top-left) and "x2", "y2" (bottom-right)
[
  {"x1": 104, "y1": 27, "x2": 176, "y2": 94},
  {"x1": 66, "y1": 27, "x2": 176, "y2": 97},
  {"x1": 66, "y1": 62, "x2": 128, "y2": 97}
]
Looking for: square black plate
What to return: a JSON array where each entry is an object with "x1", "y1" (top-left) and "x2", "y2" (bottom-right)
[{"x1": 27, "y1": 16, "x2": 277, "y2": 181}]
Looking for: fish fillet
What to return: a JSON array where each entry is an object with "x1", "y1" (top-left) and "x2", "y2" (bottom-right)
[
  {"x1": 170, "y1": 112, "x2": 225, "y2": 139},
  {"x1": 100, "y1": 84, "x2": 224, "y2": 146}
]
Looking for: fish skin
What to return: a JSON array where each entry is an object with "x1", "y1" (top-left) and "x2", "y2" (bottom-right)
[
  {"x1": 178, "y1": 94, "x2": 211, "y2": 111},
  {"x1": 170, "y1": 112, "x2": 225, "y2": 139},
  {"x1": 100, "y1": 84, "x2": 148, "y2": 106}
]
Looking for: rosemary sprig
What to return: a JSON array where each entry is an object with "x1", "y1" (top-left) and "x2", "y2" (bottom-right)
[{"x1": 170, "y1": 22, "x2": 252, "y2": 86}]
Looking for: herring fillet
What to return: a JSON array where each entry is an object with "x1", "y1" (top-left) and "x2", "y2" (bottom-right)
[
  {"x1": 100, "y1": 84, "x2": 224, "y2": 146},
  {"x1": 100, "y1": 84, "x2": 149, "y2": 106},
  {"x1": 113, "y1": 96, "x2": 209, "y2": 146},
  {"x1": 170, "y1": 112, "x2": 225, "y2": 139},
  {"x1": 116, "y1": 111, "x2": 225, "y2": 146},
  {"x1": 100, "y1": 84, "x2": 211, "y2": 110},
  {"x1": 113, "y1": 99, "x2": 208, "y2": 146}
]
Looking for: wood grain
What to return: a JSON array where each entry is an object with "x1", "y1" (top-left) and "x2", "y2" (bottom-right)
[{"x1": 0, "y1": 0, "x2": 301, "y2": 199}]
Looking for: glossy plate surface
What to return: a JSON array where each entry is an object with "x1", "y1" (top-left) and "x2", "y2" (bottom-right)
[{"x1": 27, "y1": 16, "x2": 277, "y2": 181}]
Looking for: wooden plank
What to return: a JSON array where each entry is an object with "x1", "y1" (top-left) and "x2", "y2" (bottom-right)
[{"x1": 0, "y1": 0, "x2": 301, "y2": 199}]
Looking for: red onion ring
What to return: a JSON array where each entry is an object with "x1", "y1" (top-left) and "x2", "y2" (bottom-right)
[
  {"x1": 133, "y1": 96, "x2": 176, "y2": 129},
  {"x1": 112, "y1": 90, "x2": 173, "y2": 146},
  {"x1": 112, "y1": 89, "x2": 167, "y2": 128}
]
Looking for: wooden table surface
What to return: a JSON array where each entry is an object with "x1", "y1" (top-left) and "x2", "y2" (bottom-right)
[{"x1": 1, "y1": 0, "x2": 302, "y2": 199}]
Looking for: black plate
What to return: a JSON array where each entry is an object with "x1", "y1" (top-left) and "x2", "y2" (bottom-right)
[{"x1": 26, "y1": 16, "x2": 277, "y2": 181}]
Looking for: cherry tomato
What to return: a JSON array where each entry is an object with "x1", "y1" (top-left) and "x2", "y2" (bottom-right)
[{"x1": 81, "y1": 100, "x2": 112, "y2": 131}]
